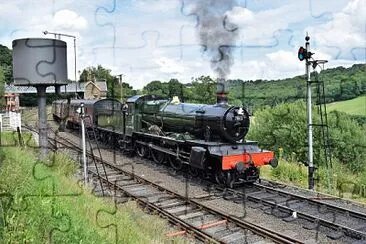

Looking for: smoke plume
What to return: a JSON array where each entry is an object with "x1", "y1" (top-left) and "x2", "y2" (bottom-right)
[{"x1": 193, "y1": 0, "x2": 239, "y2": 79}]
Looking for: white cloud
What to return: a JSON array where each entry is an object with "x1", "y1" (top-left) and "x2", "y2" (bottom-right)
[
  {"x1": 227, "y1": 7, "x2": 255, "y2": 23},
  {"x1": 134, "y1": 0, "x2": 179, "y2": 13},
  {"x1": 228, "y1": 50, "x2": 302, "y2": 81},
  {"x1": 266, "y1": 50, "x2": 303, "y2": 72},
  {"x1": 154, "y1": 57, "x2": 185, "y2": 74},
  {"x1": 227, "y1": 3, "x2": 308, "y2": 45},
  {"x1": 52, "y1": 9, "x2": 88, "y2": 30},
  {"x1": 306, "y1": 0, "x2": 365, "y2": 58},
  {"x1": 228, "y1": 48, "x2": 358, "y2": 82},
  {"x1": 0, "y1": 3, "x2": 22, "y2": 22}
]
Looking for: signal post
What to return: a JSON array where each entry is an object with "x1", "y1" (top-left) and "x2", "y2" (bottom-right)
[{"x1": 298, "y1": 35, "x2": 315, "y2": 190}]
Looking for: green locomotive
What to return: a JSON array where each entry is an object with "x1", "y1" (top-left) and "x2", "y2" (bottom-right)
[{"x1": 53, "y1": 95, "x2": 277, "y2": 187}]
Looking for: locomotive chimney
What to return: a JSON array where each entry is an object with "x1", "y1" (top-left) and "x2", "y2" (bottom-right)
[{"x1": 216, "y1": 78, "x2": 228, "y2": 105}]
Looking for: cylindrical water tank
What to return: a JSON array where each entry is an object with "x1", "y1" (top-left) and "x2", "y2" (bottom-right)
[{"x1": 12, "y1": 38, "x2": 68, "y2": 86}]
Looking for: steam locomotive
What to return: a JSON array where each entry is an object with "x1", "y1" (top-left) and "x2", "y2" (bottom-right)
[{"x1": 52, "y1": 95, "x2": 277, "y2": 187}]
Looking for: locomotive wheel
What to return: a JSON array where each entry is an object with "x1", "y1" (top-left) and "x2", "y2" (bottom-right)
[
  {"x1": 98, "y1": 133, "x2": 104, "y2": 142},
  {"x1": 189, "y1": 166, "x2": 199, "y2": 177},
  {"x1": 215, "y1": 171, "x2": 226, "y2": 185},
  {"x1": 118, "y1": 139, "x2": 127, "y2": 153},
  {"x1": 226, "y1": 172, "x2": 235, "y2": 189},
  {"x1": 94, "y1": 130, "x2": 100, "y2": 141},
  {"x1": 168, "y1": 156, "x2": 183, "y2": 171},
  {"x1": 136, "y1": 143, "x2": 148, "y2": 158},
  {"x1": 108, "y1": 134, "x2": 115, "y2": 147},
  {"x1": 99, "y1": 132, "x2": 107, "y2": 144},
  {"x1": 151, "y1": 149, "x2": 165, "y2": 164}
]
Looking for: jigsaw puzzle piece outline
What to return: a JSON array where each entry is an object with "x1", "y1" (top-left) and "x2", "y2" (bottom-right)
[{"x1": 28, "y1": 128, "x2": 84, "y2": 241}]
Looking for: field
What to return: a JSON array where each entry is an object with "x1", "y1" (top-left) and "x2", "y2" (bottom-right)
[{"x1": 327, "y1": 95, "x2": 366, "y2": 115}]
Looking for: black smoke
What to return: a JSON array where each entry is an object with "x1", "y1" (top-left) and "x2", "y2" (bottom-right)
[{"x1": 194, "y1": 0, "x2": 239, "y2": 79}]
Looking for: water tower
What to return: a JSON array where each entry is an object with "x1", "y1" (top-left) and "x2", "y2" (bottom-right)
[{"x1": 12, "y1": 38, "x2": 68, "y2": 160}]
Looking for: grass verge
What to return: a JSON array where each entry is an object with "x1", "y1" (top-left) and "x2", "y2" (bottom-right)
[
  {"x1": 260, "y1": 158, "x2": 366, "y2": 203},
  {"x1": 0, "y1": 132, "x2": 185, "y2": 243}
]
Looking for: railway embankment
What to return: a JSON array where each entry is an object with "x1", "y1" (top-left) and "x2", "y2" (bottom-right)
[{"x1": 0, "y1": 132, "x2": 184, "y2": 243}]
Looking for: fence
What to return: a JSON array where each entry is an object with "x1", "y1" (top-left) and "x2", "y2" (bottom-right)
[{"x1": 0, "y1": 112, "x2": 22, "y2": 132}]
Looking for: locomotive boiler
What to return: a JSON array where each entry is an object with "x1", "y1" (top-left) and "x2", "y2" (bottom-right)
[{"x1": 140, "y1": 99, "x2": 250, "y2": 143}]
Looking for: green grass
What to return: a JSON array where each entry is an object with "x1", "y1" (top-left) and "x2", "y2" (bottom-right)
[
  {"x1": 260, "y1": 158, "x2": 366, "y2": 203},
  {"x1": 327, "y1": 95, "x2": 366, "y2": 115},
  {"x1": 0, "y1": 132, "x2": 185, "y2": 243}
]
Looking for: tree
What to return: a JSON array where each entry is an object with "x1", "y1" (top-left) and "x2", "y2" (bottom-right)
[
  {"x1": 0, "y1": 67, "x2": 5, "y2": 107},
  {"x1": 188, "y1": 76, "x2": 216, "y2": 104},
  {"x1": 224, "y1": 64, "x2": 366, "y2": 112},
  {"x1": 167, "y1": 79, "x2": 183, "y2": 98},
  {"x1": 142, "y1": 80, "x2": 169, "y2": 97},
  {"x1": 328, "y1": 111, "x2": 366, "y2": 172},
  {"x1": 0, "y1": 44, "x2": 12, "y2": 83},
  {"x1": 362, "y1": 79, "x2": 366, "y2": 94},
  {"x1": 79, "y1": 65, "x2": 112, "y2": 83},
  {"x1": 121, "y1": 82, "x2": 137, "y2": 98},
  {"x1": 249, "y1": 101, "x2": 366, "y2": 173}
]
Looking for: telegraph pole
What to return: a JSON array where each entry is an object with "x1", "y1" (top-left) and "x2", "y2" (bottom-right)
[
  {"x1": 43, "y1": 31, "x2": 77, "y2": 98},
  {"x1": 117, "y1": 74, "x2": 124, "y2": 101}
]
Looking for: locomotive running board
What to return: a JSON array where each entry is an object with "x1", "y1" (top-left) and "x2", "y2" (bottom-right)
[{"x1": 135, "y1": 140, "x2": 176, "y2": 157}]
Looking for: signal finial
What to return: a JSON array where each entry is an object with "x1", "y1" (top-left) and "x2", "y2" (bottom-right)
[{"x1": 305, "y1": 33, "x2": 310, "y2": 41}]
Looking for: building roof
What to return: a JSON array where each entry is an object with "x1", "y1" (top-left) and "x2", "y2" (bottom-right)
[
  {"x1": 4, "y1": 81, "x2": 107, "y2": 94},
  {"x1": 95, "y1": 81, "x2": 107, "y2": 92}
]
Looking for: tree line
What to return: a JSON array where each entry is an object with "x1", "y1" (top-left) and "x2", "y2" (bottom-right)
[{"x1": 0, "y1": 43, "x2": 365, "y2": 111}]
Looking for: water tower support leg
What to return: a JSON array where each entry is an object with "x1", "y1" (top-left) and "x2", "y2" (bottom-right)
[{"x1": 37, "y1": 86, "x2": 48, "y2": 160}]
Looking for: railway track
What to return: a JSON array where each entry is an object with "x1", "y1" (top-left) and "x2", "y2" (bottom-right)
[
  {"x1": 43, "y1": 129, "x2": 303, "y2": 244},
  {"x1": 202, "y1": 182, "x2": 366, "y2": 241},
  {"x1": 91, "y1": 141, "x2": 366, "y2": 242},
  {"x1": 22, "y1": 125, "x2": 366, "y2": 242}
]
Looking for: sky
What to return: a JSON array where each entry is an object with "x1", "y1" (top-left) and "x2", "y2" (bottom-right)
[{"x1": 0, "y1": 0, "x2": 365, "y2": 89}]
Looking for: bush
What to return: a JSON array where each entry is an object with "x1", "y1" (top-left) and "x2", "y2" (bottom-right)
[{"x1": 248, "y1": 101, "x2": 366, "y2": 173}]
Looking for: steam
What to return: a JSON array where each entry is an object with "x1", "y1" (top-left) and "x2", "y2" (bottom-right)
[{"x1": 194, "y1": 0, "x2": 239, "y2": 79}]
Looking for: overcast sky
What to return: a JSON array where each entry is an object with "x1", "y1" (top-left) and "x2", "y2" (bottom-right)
[{"x1": 0, "y1": 0, "x2": 365, "y2": 89}]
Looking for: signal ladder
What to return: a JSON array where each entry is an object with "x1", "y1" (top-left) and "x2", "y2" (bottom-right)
[{"x1": 310, "y1": 62, "x2": 334, "y2": 194}]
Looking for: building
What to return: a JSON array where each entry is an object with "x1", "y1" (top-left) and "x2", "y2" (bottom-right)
[
  {"x1": 83, "y1": 80, "x2": 108, "y2": 99},
  {"x1": 3, "y1": 93, "x2": 20, "y2": 112}
]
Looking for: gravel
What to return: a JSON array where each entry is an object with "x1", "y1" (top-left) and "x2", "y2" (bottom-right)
[
  {"x1": 51, "y1": 128, "x2": 360, "y2": 243},
  {"x1": 260, "y1": 179, "x2": 366, "y2": 215}
]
